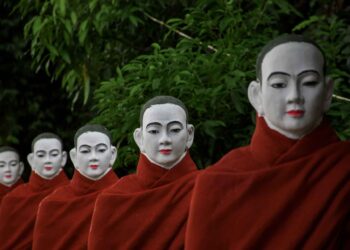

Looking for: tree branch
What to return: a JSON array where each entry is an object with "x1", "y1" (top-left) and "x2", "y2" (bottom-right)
[
  {"x1": 143, "y1": 12, "x2": 218, "y2": 53},
  {"x1": 333, "y1": 94, "x2": 350, "y2": 102}
]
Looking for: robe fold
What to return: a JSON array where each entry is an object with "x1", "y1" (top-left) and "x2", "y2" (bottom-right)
[
  {"x1": 88, "y1": 152, "x2": 198, "y2": 250},
  {"x1": 0, "y1": 179, "x2": 23, "y2": 205},
  {"x1": 185, "y1": 117, "x2": 350, "y2": 250},
  {"x1": 32, "y1": 169, "x2": 118, "y2": 250},
  {"x1": 0, "y1": 171, "x2": 68, "y2": 250}
]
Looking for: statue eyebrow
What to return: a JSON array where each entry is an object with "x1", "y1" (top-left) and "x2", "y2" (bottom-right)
[
  {"x1": 267, "y1": 72, "x2": 290, "y2": 81},
  {"x1": 168, "y1": 121, "x2": 184, "y2": 128},
  {"x1": 297, "y1": 70, "x2": 320, "y2": 77},
  {"x1": 146, "y1": 122, "x2": 162, "y2": 129},
  {"x1": 78, "y1": 145, "x2": 91, "y2": 150},
  {"x1": 79, "y1": 143, "x2": 107, "y2": 149}
]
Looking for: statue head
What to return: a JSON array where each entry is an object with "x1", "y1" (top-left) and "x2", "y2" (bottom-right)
[
  {"x1": 134, "y1": 96, "x2": 195, "y2": 169},
  {"x1": 0, "y1": 146, "x2": 24, "y2": 187},
  {"x1": 248, "y1": 34, "x2": 333, "y2": 139},
  {"x1": 27, "y1": 133, "x2": 67, "y2": 179},
  {"x1": 70, "y1": 124, "x2": 117, "y2": 180}
]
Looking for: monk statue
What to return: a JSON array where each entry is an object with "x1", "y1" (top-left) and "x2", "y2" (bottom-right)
[
  {"x1": 88, "y1": 96, "x2": 199, "y2": 249},
  {"x1": 33, "y1": 124, "x2": 118, "y2": 250},
  {"x1": 0, "y1": 133, "x2": 69, "y2": 250},
  {"x1": 185, "y1": 34, "x2": 350, "y2": 249},
  {"x1": 0, "y1": 146, "x2": 24, "y2": 204}
]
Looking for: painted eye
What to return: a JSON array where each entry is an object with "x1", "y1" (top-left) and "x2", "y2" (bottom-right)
[
  {"x1": 80, "y1": 149, "x2": 90, "y2": 154},
  {"x1": 271, "y1": 82, "x2": 287, "y2": 88},
  {"x1": 0, "y1": 164, "x2": 4, "y2": 168},
  {"x1": 170, "y1": 128, "x2": 182, "y2": 133},
  {"x1": 303, "y1": 81, "x2": 318, "y2": 86},
  {"x1": 37, "y1": 154, "x2": 45, "y2": 158},
  {"x1": 148, "y1": 129, "x2": 159, "y2": 134},
  {"x1": 98, "y1": 148, "x2": 107, "y2": 153}
]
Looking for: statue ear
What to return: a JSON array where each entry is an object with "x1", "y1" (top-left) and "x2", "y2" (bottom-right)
[
  {"x1": 133, "y1": 128, "x2": 144, "y2": 152},
  {"x1": 323, "y1": 77, "x2": 334, "y2": 112},
  {"x1": 248, "y1": 80, "x2": 264, "y2": 116},
  {"x1": 109, "y1": 146, "x2": 117, "y2": 166},
  {"x1": 186, "y1": 124, "x2": 195, "y2": 149},
  {"x1": 61, "y1": 151, "x2": 67, "y2": 167},
  {"x1": 19, "y1": 162, "x2": 24, "y2": 176},
  {"x1": 69, "y1": 148, "x2": 78, "y2": 168},
  {"x1": 27, "y1": 153, "x2": 35, "y2": 171}
]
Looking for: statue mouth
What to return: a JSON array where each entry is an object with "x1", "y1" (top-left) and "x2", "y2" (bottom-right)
[
  {"x1": 159, "y1": 149, "x2": 172, "y2": 155},
  {"x1": 287, "y1": 110, "x2": 304, "y2": 117},
  {"x1": 44, "y1": 166, "x2": 53, "y2": 171},
  {"x1": 89, "y1": 164, "x2": 99, "y2": 170}
]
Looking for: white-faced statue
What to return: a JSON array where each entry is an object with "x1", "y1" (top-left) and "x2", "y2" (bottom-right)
[
  {"x1": 134, "y1": 96, "x2": 195, "y2": 169},
  {"x1": 70, "y1": 124, "x2": 117, "y2": 180},
  {"x1": 27, "y1": 133, "x2": 67, "y2": 179},
  {"x1": 0, "y1": 146, "x2": 24, "y2": 187},
  {"x1": 248, "y1": 34, "x2": 333, "y2": 139}
]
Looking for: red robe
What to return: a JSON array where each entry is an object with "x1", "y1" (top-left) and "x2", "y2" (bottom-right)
[
  {"x1": 185, "y1": 117, "x2": 350, "y2": 250},
  {"x1": 32, "y1": 170, "x2": 118, "y2": 250},
  {"x1": 88, "y1": 153, "x2": 198, "y2": 250},
  {"x1": 0, "y1": 171, "x2": 68, "y2": 250},
  {"x1": 0, "y1": 179, "x2": 23, "y2": 205}
]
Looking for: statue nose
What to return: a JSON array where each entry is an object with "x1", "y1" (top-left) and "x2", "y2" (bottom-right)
[
  {"x1": 159, "y1": 131, "x2": 171, "y2": 145},
  {"x1": 89, "y1": 150, "x2": 98, "y2": 161},
  {"x1": 287, "y1": 83, "x2": 304, "y2": 104}
]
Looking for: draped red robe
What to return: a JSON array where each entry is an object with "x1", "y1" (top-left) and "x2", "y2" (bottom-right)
[
  {"x1": 0, "y1": 171, "x2": 68, "y2": 250},
  {"x1": 88, "y1": 152, "x2": 198, "y2": 250},
  {"x1": 0, "y1": 179, "x2": 23, "y2": 205},
  {"x1": 32, "y1": 170, "x2": 118, "y2": 250},
  {"x1": 185, "y1": 117, "x2": 350, "y2": 250}
]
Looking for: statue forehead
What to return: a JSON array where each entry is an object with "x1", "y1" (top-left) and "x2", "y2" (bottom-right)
[
  {"x1": 142, "y1": 103, "x2": 187, "y2": 124},
  {"x1": 261, "y1": 42, "x2": 324, "y2": 79},
  {"x1": 33, "y1": 138, "x2": 62, "y2": 150},
  {"x1": 0, "y1": 151, "x2": 19, "y2": 160},
  {"x1": 76, "y1": 131, "x2": 110, "y2": 145}
]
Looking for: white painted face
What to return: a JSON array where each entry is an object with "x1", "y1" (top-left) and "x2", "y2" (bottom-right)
[
  {"x1": 249, "y1": 42, "x2": 333, "y2": 139},
  {"x1": 28, "y1": 138, "x2": 67, "y2": 179},
  {"x1": 0, "y1": 151, "x2": 23, "y2": 186},
  {"x1": 134, "y1": 103, "x2": 194, "y2": 169},
  {"x1": 70, "y1": 131, "x2": 117, "y2": 180}
]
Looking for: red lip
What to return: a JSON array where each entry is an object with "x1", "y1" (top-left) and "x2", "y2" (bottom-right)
[
  {"x1": 89, "y1": 164, "x2": 98, "y2": 169},
  {"x1": 287, "y1": 110, "x2": 304, "y2": 117},
  {"x1": 4, "y1": 175, "x2": 12, "y2": 178},
  {"x1": 44, "y1": 166, "x2": 53, "y2": 171},
  {"x1": 159, "y1": 149, "x2": 172, "y2": 155}
]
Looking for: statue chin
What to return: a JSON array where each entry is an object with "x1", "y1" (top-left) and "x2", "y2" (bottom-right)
[
  {"x1": 143, "y1": 152, "x2": 187, "y2": 170},
  {"x1": 77, "y1": 166, "x2": 112, "y2": 181},
  {"x1": 263, "y1": 116, "x2": 323, "y2": 140},
  {"x1": 35, "y1": 168, "x2": 62, "y2": 180}
]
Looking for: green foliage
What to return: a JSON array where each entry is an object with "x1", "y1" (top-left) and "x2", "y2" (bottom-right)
[{"x1": 15, "y1": 0, "x2": 193, "y2": 106}]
